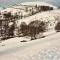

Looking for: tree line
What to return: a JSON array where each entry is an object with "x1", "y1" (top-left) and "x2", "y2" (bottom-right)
[{"x1": 20, "y1": 20, "x2": 47, "y2": 40}]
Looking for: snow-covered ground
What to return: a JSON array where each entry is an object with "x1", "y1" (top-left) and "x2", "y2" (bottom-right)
[
  {"x1": 0, "y1": 31, "x2": 60, "y2": 60},
  {"x1": 0, "y1": 2, "x2": 60, "y2": 60}
]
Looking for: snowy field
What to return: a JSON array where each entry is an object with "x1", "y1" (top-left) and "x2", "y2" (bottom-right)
[{"x1": 0, "y1": 31, "x2": 60, "y2": 60}]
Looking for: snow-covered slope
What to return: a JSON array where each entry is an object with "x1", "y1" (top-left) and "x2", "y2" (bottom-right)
[
  {"x1": 0, "y1": 31, "x2": 60, "y2": 60},
  {"x1": 21, "y1": 1, "x2": 57, "y2": 9},
  {"x1": 16, "y1": 9, "x2": 60, "y2": 30}
]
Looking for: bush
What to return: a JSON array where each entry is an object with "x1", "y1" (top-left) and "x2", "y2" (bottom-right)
[
  {"x1": 3, "y1": 12, "x2": 12, "y2": 18},
  {"x1": 20, "y1": 21, "x2": 46, "y2": 40},
  {"x1": 8, "y1": 22, "x2": 15, "y2": 37},
  {"x1": 28, "y1": 20, "x2": 46, "y2": 40},
  {"x1": 55, "y1": 22, "x2": 60, "y2": 32},
  {"x1": 41, "y1": 6, "x2": 53, "y2": 11},
  {"x1": 20, "y1": 22, "x2": 29, "y2": 36}
]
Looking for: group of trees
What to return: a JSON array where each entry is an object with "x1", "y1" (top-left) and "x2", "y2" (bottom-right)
[
  {"x1": 0, "y1": 12, "x2": 17, "y2": 39},
  {"x1": 40, "y1": 6, "x2": 53, "y2": 11},
  {"x1": 25, "y1": 5, "x2": 53, "y2": 16},
  {"x1": 35, "y1": 5, "x2": 53, "y2": 12},
  {"x1": 3, "y1": 12, "x2": 19, "y2": 20},
  {"x1": 20, "y1": 20, "x2": 60, "y2": 40},
  {"x1": 0, "y1": 5, "x2": 54, "y2": 40},
  {"x1": 0, "y1": 20, "x2": 15, "y2": 40},
  {"x1": 20, "y1": 20, "x2": 47, "y2": 40},
  {"x1": 0, "y1": 11, "x2": 27, "y2": 40}
]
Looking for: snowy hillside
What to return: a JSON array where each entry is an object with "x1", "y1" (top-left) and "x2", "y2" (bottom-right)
[
  {"x1": 0, "y1": 2, "x2": 60, "y2": 60},
  {"x1": 16, "y1": 9, "x2": 60, "y2": 30},
  {"x1": 0, "y1": 31, "x2": 60, "y2": 60}
]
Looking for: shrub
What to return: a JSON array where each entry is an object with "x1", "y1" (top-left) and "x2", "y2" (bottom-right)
[
  {"x1": 41, "y1": 6, "x2": 53, "y2": 11},
  {"x1": 8, "y1": 22, "x2": 15, "y2": 37},
  {"x1": 28, "y1": 20, "x2": 46, "y2": 40},
  {"x1": 55, "y1": 22, "x2": 60, "y2": 32},
  {"x1": 20, "y1": 21, "x2": 46, "y2": 40},
  {"x1": 50, "y1": 7, "x2": 53, "y2": 10},
  {"x1": 3, "y1": 12, "x2": 12, "y2": 18},
  {"x1": 20, "y1": 22, "x2": 28, "y2": 36}
]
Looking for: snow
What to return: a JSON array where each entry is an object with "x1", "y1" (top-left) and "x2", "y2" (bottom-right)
[
  {"x1": 0, "y1": 7, "x2": 4, "y2": 11},
  {"x1": 1, "y1": 8, "x2": 20, "y2": 15},
  {"x1": 16, "y1": 9, "x2": 60, "y2": 30},
  {"x1": 8, "y1": 22, "x2": 13, "y2": 27},
  {"x1": 21, "y1": 1, "x2": 57, "y2": 9},
  {"x1": 0, "y1": 31, "x2": 60, "y2": 60},
  {"x1": 0, "y1": 37, "x2": 30, "y2": 52},
  {"x1": 0, "y1": 2, "x2": 60, "y2": 60}
]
